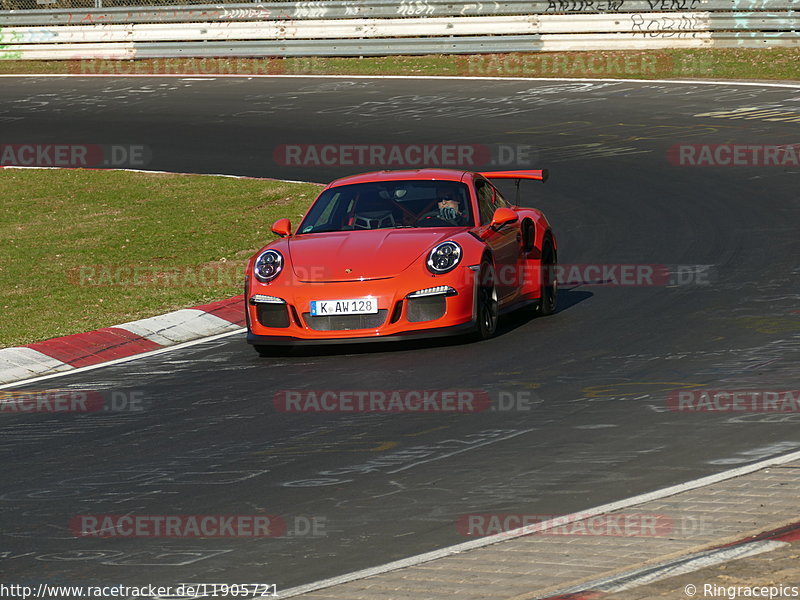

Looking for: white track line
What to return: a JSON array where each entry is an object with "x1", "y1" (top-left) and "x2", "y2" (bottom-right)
[
  {"x1": 388, "y1": 428, "x2": 536, "y2": 473},
  {"x1": 277, "y1": 448, "x2": 800, "y2": 598},
  {"x1": 0, "y1": 74, "x2": 798, "y2": 88},
  {"x1": 0, "y1": 165, "x2": 323, "y2": 185}
]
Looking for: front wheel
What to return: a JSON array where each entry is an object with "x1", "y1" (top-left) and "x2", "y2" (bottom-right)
[
  {"x1": 472, "y1": 263, "x2": 499, "y2": 340},
  {"x1": 537, "y1": 238, "x2": 557, "y2": 316}
]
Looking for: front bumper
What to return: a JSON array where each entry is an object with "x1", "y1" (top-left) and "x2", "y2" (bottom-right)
[
  {"x1": 246, "y1": 266, "x2": 478, "y2": 345},
  {"x1": 247, "y1": 320, "x2": 477, "y2": 346}
]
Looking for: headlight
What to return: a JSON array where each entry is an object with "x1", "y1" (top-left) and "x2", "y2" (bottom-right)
[
  {"x1": 250, "y1": 294, "x2": 286, "y2": 304},
  {"x1": 426, "y1": 241, "x2": 462, "y2": 274},
  {"x1": 407, "y1": 286, "x2": 457, "y2": 298},
  {"x1": 253, "y1": 249, "x2": 284, "y2": 282}
]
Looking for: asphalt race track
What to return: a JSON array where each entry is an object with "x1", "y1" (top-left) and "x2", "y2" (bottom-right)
[{"x1": 1, "y1": 76, "x2": 799, "y2": 592}]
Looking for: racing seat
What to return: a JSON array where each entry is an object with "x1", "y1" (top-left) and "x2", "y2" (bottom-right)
[{"x1": 352, "y1": 193, "x2": 397, "y2": 229}]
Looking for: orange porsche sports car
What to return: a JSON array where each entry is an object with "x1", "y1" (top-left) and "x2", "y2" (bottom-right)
[{"x1": 245, "y1": 168, "x2": 557, "y2": 354}]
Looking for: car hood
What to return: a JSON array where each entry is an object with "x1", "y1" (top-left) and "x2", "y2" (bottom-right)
[{"x1": 287, "y1": 229, "x2": 460, "y2": 282}]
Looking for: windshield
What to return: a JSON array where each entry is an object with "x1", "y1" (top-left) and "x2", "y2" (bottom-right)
[{"x1": 297, "y1": 180, "x2": 473, "y2": 233}]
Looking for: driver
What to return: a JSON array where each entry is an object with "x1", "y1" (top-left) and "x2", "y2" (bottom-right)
[{"x1": 437, "y1": 191, "x2": 467, "y2": 225}]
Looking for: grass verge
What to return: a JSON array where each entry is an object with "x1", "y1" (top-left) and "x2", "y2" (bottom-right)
[
  {"x1": 0, "y1": 168, "x2": 321, "y2": 348},
  {"x1": 0, "y1": 49, "x2": 798, "y2": 81}
]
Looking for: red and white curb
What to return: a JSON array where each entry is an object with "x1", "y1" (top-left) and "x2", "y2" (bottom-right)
[
  {"x1": 538, "y1": 521, "x2": 800, "y2": 600},
  {"x1": 0, "y1": 165, "x2": 322, "y2": 386},
  {"x1": 0, "y1": 295, "x2": 244, "y2": 385}
]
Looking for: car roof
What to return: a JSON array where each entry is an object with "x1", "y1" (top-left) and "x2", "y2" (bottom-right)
[{"x1": 326, "y1": 169, "x2": 472, "y2": 188}]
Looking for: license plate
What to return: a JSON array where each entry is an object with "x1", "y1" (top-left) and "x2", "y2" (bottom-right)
[{"x1": 310, "y1": 297, "x2": 378, "y2": 316}]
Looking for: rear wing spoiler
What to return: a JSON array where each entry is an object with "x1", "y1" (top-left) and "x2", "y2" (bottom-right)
[
  {"x1": 479, "y1": 169, "x2": 549, "y2": 183},
  {"x1": 479, "y1": 169, "x2": 549, "y2": 204}
]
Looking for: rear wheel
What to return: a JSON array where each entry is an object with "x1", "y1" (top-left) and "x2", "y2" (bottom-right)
[
  {"x1": 537, "y1": 238, "x2": 557, "y2": 316},
  {"x1": 473, "y1": 263, "x2": 499, "y2": 340}
]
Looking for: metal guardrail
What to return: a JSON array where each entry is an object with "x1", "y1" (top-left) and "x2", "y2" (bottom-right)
[
  {"x1": 4, "y1": 0, "x2": 781, "y2": 15},
  {"x1": 2, "y1": 13, "x2": 798, "y2": 44},
  {"x1": 0, "y1": 0, "x2": 797, "y2": 59},
  {"x1": 1, "y1": 31, "x2": 797, "y2": 61},
  {"x1": 1, "y1": 0, "x2": 797, "y2": 25}
]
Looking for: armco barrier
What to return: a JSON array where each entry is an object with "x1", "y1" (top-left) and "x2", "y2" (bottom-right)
[
  {"x1": 1, "y1": 0, "x2": 797, "y2": 25},
  {"x1": 0, "y1": 0, "x2": 797, "y2": 59}
]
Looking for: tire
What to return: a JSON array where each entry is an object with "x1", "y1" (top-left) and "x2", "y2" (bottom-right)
[
  {"x1": 472, "y1": 262, "x2": 499, "y2": 341},
  {"x1": 537, "y1": 238, "x2": 557, "y2": 316}
]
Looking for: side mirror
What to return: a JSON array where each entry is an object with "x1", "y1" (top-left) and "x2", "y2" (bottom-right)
[
  {"x1": 489, "y1": 207, "x2": 518, "y2": 231},
  {"x1": 271, "y1": 218, "x2": 292, "y2": 237}
]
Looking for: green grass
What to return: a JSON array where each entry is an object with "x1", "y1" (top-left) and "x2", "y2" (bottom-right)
[
  {"x1": 0, "y1": 169, "x2": 321, "y2": 348},
  {"x1": 0, "y1": 49, "x2": 798, "y2": 80}
]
